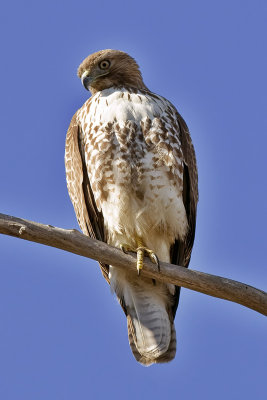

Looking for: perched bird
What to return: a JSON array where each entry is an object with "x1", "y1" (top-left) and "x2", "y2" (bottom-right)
[{"x1": 65, "y1": 49, "x2": 198, "y2": 365}]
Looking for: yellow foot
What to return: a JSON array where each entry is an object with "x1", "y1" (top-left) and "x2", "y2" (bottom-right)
[{"x1": 120, "y1": 239, "x2": 160, "y2": 276}]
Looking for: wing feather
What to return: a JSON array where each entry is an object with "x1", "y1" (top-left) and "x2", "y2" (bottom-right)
[
  {"x1": 170, "y1": 110, "x2": 198, "y2": 315},
  {"x1": 65, "y1": 112, "x2": 109, "y2": 283}
]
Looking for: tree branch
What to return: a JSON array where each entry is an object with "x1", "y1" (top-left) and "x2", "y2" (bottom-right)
[{"x1": 0, "y1": 212, "x2": 266, "y2": 316}]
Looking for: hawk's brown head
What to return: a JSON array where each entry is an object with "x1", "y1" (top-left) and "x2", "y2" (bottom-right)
[{"x1": 77, "y1": 49, "x2": 146, "y2": 94}]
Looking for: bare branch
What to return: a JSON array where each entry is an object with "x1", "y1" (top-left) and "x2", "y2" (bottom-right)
[{"x1": 0, "y1": 212, "x2": 266, "y2": 316}]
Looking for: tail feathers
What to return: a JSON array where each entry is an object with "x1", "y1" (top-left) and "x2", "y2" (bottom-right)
[
  {"x1": 122, "y1": 282, "x2": 176, "y2": 365},
  {"x1": 128, "y1": 316, "x2": 176, "y2": 366}
]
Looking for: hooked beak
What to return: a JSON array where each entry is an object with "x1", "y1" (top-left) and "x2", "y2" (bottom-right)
[
  {"x1": 81, "y1": 71, "x2": 93, "y2": 91},
  {"x1": 81, "y1": 70, "x2": 110, "y2": 91}
]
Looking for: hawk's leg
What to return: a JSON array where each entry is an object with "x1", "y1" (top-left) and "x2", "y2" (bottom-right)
[{"x1": 120, "y1": 237, "x2": 160, "y2": 275}]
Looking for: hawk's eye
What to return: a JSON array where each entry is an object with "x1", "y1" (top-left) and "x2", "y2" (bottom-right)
[{"x1": 99, "y1": 60, "x2": 110, "y2": 70}]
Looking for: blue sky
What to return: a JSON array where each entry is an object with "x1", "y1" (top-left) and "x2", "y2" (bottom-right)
[{"x1": 0, "y1": 0, "x2": 266, "y2": 399}]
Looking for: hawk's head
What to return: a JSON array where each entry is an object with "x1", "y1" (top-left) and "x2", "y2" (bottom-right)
[{"x1": 77, "y1": 49, "x2": 146, "y2": 94}]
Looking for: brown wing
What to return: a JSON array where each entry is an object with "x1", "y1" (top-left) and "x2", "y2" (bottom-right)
[
  {"x1": 65, "y1": 112, "x2": 110, "y2": 283},
  {"x1": 170, "y1": 111, "x2": 198, "y2": 315}
]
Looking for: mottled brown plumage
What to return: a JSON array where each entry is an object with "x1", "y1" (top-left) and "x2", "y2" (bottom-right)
[{"x1": 65, "y1": 49, "x2": 198, "y2": 365}]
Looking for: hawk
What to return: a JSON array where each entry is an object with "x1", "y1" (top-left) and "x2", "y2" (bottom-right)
[{"x1": 65, "y1": 49, "x2": 198, "y2": 365}]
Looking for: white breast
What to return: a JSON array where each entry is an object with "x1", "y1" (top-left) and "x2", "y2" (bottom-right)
[
  {"x1": 79, "y1": 87, "x2": 188, "y2": 259},
  {"x1": 87, "y1": 87, "x2": 165, "y2": 125}
]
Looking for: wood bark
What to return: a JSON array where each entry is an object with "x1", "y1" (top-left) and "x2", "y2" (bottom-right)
[{"x1": 0, "y1": 212, "x2": 266, "y2": 316}]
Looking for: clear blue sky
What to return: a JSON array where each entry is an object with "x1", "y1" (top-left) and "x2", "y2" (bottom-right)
[{"x1": 0, "y1": 1, "x2": 266, "y2": 399}]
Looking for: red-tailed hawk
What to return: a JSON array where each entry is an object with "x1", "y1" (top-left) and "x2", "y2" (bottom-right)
[{"x1": 65, "y1": 49, "x2": 198, "y2": 366}]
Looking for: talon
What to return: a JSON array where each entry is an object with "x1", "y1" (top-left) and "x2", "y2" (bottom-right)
[
  {"x1": 137, "y1": 247, "x2": 144, "y2": 276},
  {"x1": 119, "y1": 237, "x2": 159, "y2": 276},
  {"x1": 149, "y1": 252, "x2": 160, "y2": 272},
  {"x1": 120, "y1": 244, "x2": 127, "y2": 254}
]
